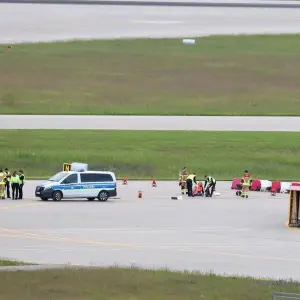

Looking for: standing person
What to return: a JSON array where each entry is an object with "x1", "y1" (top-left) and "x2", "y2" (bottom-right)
[
  {"x1": 18, "y1": 170, "x2": 25, "y2": 199},
  {"x1": 4, "y1": 168, "x2": 11, "y2": 198},
  {"x1": 0, "y1": 169, "x2": 5, "y2": 199},
  {"x1": 10, "y1": 171, "x2": 19, "y2": 200},
  {"x1": 178, "y1": 167, "x2": 188, "y2": 195},
  {"x1": 241, "y1": 170, "x2": 252, "y2": 198},
  {"x1": 186, "y1": 173, "x2": 197, "y2": 197},
  {"x1": 204, "y1": 175, "x2": 216, "y2": 197}
]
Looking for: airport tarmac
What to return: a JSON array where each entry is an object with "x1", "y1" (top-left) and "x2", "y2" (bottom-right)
[
  {"x1": 1, "y1": 180, "x2": 299, "y2": 280},
  {"x1": 1, "y1": 2, "x2": 300, "y2": 44},
  {"x1": 1, "y1": 115, "x2": 300, "y2": 131}
]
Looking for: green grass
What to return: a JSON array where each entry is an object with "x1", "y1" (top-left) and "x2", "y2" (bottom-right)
[
  {"x1": 1, "y1": 130, "x2": 300, "y2": 180},
  {"x1": 0, "y1": 266, "x2": 299, "y2": 300},
  {"x1": 0, "y1": 259, "x2": 31, "y2": 266},
  {"x1": 1, "y1": 35, "x2": 300, "y2": 116}
]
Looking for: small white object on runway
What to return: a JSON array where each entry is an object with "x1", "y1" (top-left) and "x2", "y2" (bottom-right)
[
  {"x1": 171, "y1": 196, "x2": 183, "y2": 200},
  {"x1": 214, "y1": 192, "x2": 221, "y2": 196},
  {"x1": 182, "y1": 39, "x2": 195, "y2": 45}
]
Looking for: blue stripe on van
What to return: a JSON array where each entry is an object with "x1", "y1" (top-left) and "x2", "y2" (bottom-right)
[{"x1": 52, "y1": 183, "x2": 116, "y2": 190}]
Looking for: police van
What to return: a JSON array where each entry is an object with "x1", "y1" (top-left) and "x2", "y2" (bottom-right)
[{"x1": 35, "y1": 170, "x2": 117, "y2": 202}]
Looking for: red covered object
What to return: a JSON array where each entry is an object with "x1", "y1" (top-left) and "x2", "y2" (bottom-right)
[
  {"x1": 291, "y1": 182, "x2": 300, "y2": 186},
  {"x1": 250, "y1": 179, "x2": 261, "y2": 191},
  {"x1": 231, "y1": 178, "x2": 241, "y2": 190},
  {"x1": 271, "y1": 181, "x2": 281, "y2": 193},
  {"x1": 192, "y1": 183, "x2": 203, "y2": 196}
]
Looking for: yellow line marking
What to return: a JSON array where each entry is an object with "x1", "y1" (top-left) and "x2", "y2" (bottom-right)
[
  {"x1": 0, "y1": 228, "x2": 144, "y2": 249},
  {"x1": 218, "y1": 251, "x2": 300, "y2": 262},
  {"x1": 1, "y1": 227, "x2": 300, "y2": 263},
  {"x1": 0, "y1": 202, "x2": 45, "y2": 210}
]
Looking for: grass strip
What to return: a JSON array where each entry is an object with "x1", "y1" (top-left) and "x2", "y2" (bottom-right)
[
  {"x1": 1, "y1": 35, "x2": 300, "y2": 116},
  {"x1": 0, "y1": 259, "x2": 32, "y2": 266},
  {"x1": 0, "y1": 266, "x2": 299, "y2": 300},
  {"x1": 1, "y1": 130, "x2": 300, "y2": 180}
]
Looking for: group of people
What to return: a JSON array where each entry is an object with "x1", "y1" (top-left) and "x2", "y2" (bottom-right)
[
  {"x1": 0, "y1": 169, "x2": 25, "y2": 200},
  {"x1": 178, "y1": 167, "x2": 253, "y2": 198},
  {"x1": 178, "y1": 167, "x2": 216, "y2": 197}
]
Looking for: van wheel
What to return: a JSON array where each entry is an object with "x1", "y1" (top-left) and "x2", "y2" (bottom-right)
[
  {"x1": 87, "y1": 198, "x2": 95, "y2": 201},
  {"x1": 53, "y1": 191, "x2": 62, "y2": 201},
  {"x1": 98, "y1": 191, "x2": 109, "y2": 202}
]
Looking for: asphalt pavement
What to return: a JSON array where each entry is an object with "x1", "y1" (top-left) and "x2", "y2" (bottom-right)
[
  {"x1": 1, "y1": 180, "x2": 299, "y2": 280},
  {"x1": 1, "y1": 2, "x2": 300, "y2": 43},
  {"x1": 1, "y1": 115, "x2": 300, "y2": 131}
]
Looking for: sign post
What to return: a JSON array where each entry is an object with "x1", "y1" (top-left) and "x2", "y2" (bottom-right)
[{"x1": 63, "y1": 163, "x2": 71, "y2": 172}]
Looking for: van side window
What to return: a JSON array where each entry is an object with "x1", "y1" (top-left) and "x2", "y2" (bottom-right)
[
  {"x1": 80, "y1": 173, "x2": 113, "y2": 183},
  {"x1": 61, "y1": 174, "x2": 78, "y2": 184}
]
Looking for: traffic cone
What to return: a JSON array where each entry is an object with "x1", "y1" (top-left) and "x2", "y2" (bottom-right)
[
  {"x1": 152, "y1": 178, "x2": 157, "y2": 187},
  {"x1": 138, "y1": 190, "x2": 142, "y2": 198},
  {"x1": 123, "y1": 177, "x2": 127, "y2": 185}
]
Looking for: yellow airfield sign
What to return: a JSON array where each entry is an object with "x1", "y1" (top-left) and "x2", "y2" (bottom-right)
[{"x1": 63, "y1": 163, "x2": 71, "y2": 171}]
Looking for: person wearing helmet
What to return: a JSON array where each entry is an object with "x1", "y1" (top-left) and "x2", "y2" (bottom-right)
[
  {"x1": 178, "y1": 167, "x2": 188, "y2": 195},
  {"x1": 241, "y1": 170, "x2": 252, "y2": 198}
]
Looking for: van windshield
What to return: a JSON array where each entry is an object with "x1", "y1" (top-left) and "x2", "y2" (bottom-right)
[{"x1": 48, "y1": 172, "x2": 67, "y2": 182}]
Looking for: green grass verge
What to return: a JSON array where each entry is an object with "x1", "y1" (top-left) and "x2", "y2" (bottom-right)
[
  {"x1": 0, "y1": 259, "x2": 32, "y2": 266},
  {"x1": 0, "y1": 266, "x2": 299, "y2": 300},
  {"x1": 1, "y1": 34, "x2": 300, "y2": 116},
  {"x1": 1, "y1": 130, "x2": 300, "y2": 180}
]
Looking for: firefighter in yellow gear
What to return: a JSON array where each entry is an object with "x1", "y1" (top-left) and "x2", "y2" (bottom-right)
[
  {"x1": 178, "y1": 167, "x2": 188, "y2": 195},
  {"x1": 241, "y1": 170, "x2": 252, "y2": 198},
  {"x1": 0, "y1": 169, "x2": 5, "y2": 199}
]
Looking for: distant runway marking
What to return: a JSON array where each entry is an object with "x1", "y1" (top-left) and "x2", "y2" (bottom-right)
[
  {"x1": 0, "y1": 202, "x2": 45, "y2": 211},
  {"x1": 28, "y1": 227, "x2": 248, "y2": 233},
  {"x1": 0, "y1": 228, "x2": 144, "y2": 249},
  {"x1": 2, "y1": 229, "x2": 300, "y2": 263},
  {"x1": 1, "y1": 227, "x2": 300, "y2": 264},
  {"x1": 132, "y1": 20, "x2": 185, "y2": 24}
]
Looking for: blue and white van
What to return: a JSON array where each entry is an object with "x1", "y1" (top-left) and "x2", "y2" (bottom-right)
[{"x1": 35, "y1": 171, "x2": 117, "y2": 202}]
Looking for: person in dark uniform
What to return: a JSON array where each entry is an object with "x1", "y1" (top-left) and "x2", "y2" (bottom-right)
[
  {"x1": 186, "y1": 173, "x2": 197, "y2": 196},
  {"x1": 18, "y1": 170, "x2": 25, "y2": 199}
]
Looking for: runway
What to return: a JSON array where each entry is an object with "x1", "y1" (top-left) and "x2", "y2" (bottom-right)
[
  {"x1": 2, "y1": 0, "x2": 300, "y2": 8},
  {"x1": 0, "y1": 180, "x2": 299, "y2": 280},
  {"x1": 1, "y1": 115, "x2": 300, "y2": 131},
  {"x1": 1, "y1": 2, "x2": 300, "y2": 44}
]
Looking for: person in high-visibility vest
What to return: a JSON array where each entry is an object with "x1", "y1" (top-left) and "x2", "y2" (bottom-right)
[
  {"x1": 18, "y1": 170, "x2": 25, "y2": 199},
  {"x1": 178, "y1": 167, "x2": 188, "y2": 195},
  {"x1": 241, "y1": 170, "x2": 252, "y2": 198},
  {"x1": 10, "y1": 171, "x2": 20, "y2": 200},
  {"x1": 186, "y1": 173, "x2": 197, "y2": 196},
  {"x1": 0, "y1": 170, "x2": 5, "y2": 199},
  {"x1": 204, "y1": 175, "x2": 216, "y2": 197},
  {"x1": 4, "y1": 168, "x2": 11, "y2": 198}
]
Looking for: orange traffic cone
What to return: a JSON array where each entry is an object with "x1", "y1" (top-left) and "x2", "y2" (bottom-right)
[
  {"x1": 152, "y1": 179, "x2": 157, "y2": 187},
  {"x1": 138, "y1": 190, "x2": 142, "y2": 198},
  {"x1": 123, "y1": 177, "x2": 127, "y2": 185}
]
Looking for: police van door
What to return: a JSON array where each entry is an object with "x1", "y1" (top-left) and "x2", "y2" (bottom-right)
[{"x1": 60, "y1": 173, "x2": 79, "y2": 198}]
